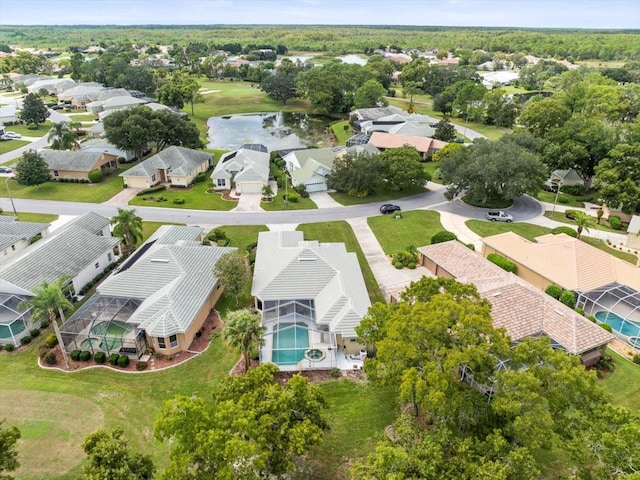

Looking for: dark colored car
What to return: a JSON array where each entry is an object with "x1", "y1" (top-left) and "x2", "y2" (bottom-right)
[
  {"x1": 0, "y1": 166, "x2": 13, "y2": 173},
  {"x1": 380, "y1": 204, "x2": 401, "y2": 214},
  {"x1": 51, "y1": 105, "x2": 63, "y2": 110},
  {"x1": 452, "y1": 138, "x2": 465, "y2": 143}
]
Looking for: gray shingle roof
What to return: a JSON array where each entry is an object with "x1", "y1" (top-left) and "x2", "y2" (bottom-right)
[
  {"x1": 41, "y1": 150, "x2": 104, "y2": 173},
  {"x1": 121, "y1": 146, "x2": 211, "y2": 178},
  {"x1": 98, "y1": 242, "x2": 235, "y2": 337},
  {"x1": 252, "y1": 231, "x2": 371, "y2": 337}
]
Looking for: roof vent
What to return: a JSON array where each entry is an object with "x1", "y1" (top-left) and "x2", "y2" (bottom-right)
[
  {"x1": 151, "y1": 258, "x2": 169, "y2": 263},
  {"x1": 298, "y1": 257, "x2": 316, "y2": 262},
  {"x1": 554, "y1": 309, "x2": 564, "y2": 316},
  {"x1": 492, "y1": 292, "x2": 501, "y2": 297}
]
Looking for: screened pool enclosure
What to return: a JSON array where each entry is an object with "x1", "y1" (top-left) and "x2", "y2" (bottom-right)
[
  {"x1": 577, "y1": 282, "x2": 640, "y2": 349},
  {"x1": 60, "y1": 295, "x2": 148, "y2": 358},
  {"x1": 0, "y1": 293, "x2": 35, "y2": 346}
]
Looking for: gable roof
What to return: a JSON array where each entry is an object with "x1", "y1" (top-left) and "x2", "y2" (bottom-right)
[
  {"x1": 40, "y1": 150, "x2": 104, "y2": 172},
  {"x1": 98, "y1": 239, "x2": 235, "y2": 337},
  {"x1": 0, "y1": 216, "x2": 119, "y2": 294},
  {"x1": 0, "y1": 220, "x2": 50, "y2": 251},
  {"x1": 211, "y1": 147, "x2": 269, "y2": 183},
  {"x1": 482, "y1": 232, "x2": 640, "y2": 292},
  {"x1": 121, "y1": 146, "x2": 211, "y2": 178},
  {"x1": 252, "y1": 231, "x2": 371, "y2": 337},
  {"x1": 417, "y1": 240, "x2": 613, "y2": 354}
]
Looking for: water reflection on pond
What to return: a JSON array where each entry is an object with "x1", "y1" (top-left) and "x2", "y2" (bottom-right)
[{"x1": 207, "y1": 112, "x2": 335, "y2": 151}]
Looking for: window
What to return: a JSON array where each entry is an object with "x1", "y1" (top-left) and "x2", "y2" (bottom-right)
[
  {"x1": 158, "y1": 337, "x2": 166, "y2": 349},
  {"x1": 53, "y1": 170, "x2": 59, "y2": 177},
  {"x1": 94, "y1": 262, "x2": 99, "y2": 269},
  {"x1": 107, "y1": 253, "x2": 112, "y2": 262},
  {"x1": 169, "y1": 334, "x2": 178, "y2": 348},
  {"x1": 11, "y1": 245, "x2": 15, "y2": 251},
  {"x1": 151, "y1": 174, "x2": 156, "y2": 182},
  {"x1": 217, "y1": 178, "x2": 226, "y2": 187}
]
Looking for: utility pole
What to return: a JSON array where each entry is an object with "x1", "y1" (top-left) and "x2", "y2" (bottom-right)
[{"x1": 5, "y1": 177, "x2": 17, "y2": 217}]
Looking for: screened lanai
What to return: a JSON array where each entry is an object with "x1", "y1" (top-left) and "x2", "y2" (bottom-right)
[
  {"x1": 577, "y1": 282, "x2": 640, "y2": 348},
  {"x1": 60, "y1": 295, "x2": 148, "y2": 358},
  {"x1": 0, "y1": 293, "x2": 34, "y2": 346}
]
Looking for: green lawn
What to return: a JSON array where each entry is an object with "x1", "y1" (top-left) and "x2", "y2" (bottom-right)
[
  {"x1": 330, "y1": 185, "x2": 427, "y2": 206},
  {"x1": 0, "y1": 167, "x2": 130, "y2": 203},
  {"x1": 535, "y1": 190, "x2": 584, "y2": 208},
  {"x1": 422, "y1": 161, "x2": 441, "y2": 183},
  {"x1": 129, "y1": 180, "x2": 237, "y2": 211},
  {"x1": 544, "y1": 211, "x2": 620, "y2": 234},
  {"x1": 212, "y1": 225, "x2": 269, "y2": 251},
  {"x1": 1, "y1": 211, "x2": 58, "y2": 223},
  {"x1": 300, "y1": 381, "x2": 397, "y2": 479},
  {"x1": 466, "y1": 220, "x2": 638, "y2": 264},
  {"x1": 8, "y1": 121, "x2": 52, "y2": 137},
  {"x1": 368, "y1": 210, "x2": 443, "y2": 254},
  {"x1": 331, "y1": 120, "x2": 352, "y2": 145},
  {"x1": 0, "y1": 139, "x2": 29, "y2": 155},
  {"x1": 297, "y1": 221, "x2": 385, "y2": 304},
  {"x1": 66, "y1": 114, "x2": 98, "y2": 121},
  {"x1": 262, "y1": 193, "x2": 317, "y2": 210},
  {"x1": 601, "y1": 349, "x2": 640, "y2": 412}
]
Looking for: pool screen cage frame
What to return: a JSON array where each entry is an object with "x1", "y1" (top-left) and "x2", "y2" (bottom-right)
[
  {"x1": 260, "y1": 299, "x2": 338, "y2": 366},
  {"x1": 0, "y1": 293, "x2": 37, "y2": 346},
  {"x1": 59, "y1": 294, "x2": 147, "y2": 358},
  {"x1": 577, "y1": 282, "x2": 640, "y2": 339}
]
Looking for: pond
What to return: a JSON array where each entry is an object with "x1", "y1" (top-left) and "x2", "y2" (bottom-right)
[{"x1": 206, "y1": 112, "x2": 336, "y2": 152}]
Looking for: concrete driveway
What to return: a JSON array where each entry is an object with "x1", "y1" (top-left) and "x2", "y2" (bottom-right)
[{"x1": 232, "y1": 193, "x2": 263, "y2": 212}]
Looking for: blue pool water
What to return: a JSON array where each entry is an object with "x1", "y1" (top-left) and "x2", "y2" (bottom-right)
[
  {"x1": 595, "y1": 311, "x2": 640, "y2": 338},
  {"x1": 272, "y1": 325, "x2": 309, "y2": 365}
]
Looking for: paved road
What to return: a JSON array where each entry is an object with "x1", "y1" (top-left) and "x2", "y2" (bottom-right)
[{"x1": 432, "y1": 194, "x2": 543, "y2": 222}]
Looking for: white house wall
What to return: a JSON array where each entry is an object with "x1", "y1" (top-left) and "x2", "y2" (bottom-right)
[{"x1": 72, "y1": 249, "x2": 116, "y2": 294}]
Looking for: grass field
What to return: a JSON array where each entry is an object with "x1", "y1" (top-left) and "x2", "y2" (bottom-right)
[
  {"x1": 602, "y1": 349, "x2": 640, "y2": 411},
  {"x1": 129, "y1": 180, "x2": 237, "y2": 211},
  {"x1": 0, "y1": 139, "x2": 29, "y2": 155},
  {"x1": 297, "y1": 221, "x2": 385, "y2": 304},
  {"x1": 544, "y1": 211, "x2": 619, "y2": 234},
  {"x1": 331, "y1": 120, "x2": 352, "y2": 145},
  {"x1": 330, "y1": 185, "x2": 427, "y2": 206},
  {"x1": 66, "y1": 114, "x2": 98, "y2": 122},
  {"x1": 535, "y1": 189, "x2": 584, "y2": 208},
  {"x1": 262, "y1": 193, "x2": 317, "y2": 210},
  {"x1": 212, "y1": 225, "x2": 269, "y2": 251},
  {"x1": 7, "y1": 121, "x2": 52, "y2": 137},
  {"x1": 1, "y1": 211, "x2": 58, "y2": 223},
  {"x1": 368, "y1": 210, "x2": 443, "y2": 254}
]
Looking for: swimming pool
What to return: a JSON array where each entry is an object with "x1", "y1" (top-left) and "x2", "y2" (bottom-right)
[
  {"x1": 595, "y1": 311, "x2": 640, "y2": 338},
  {"x1": 272, "y1": 324, "x2": 309, "y2": 365}
]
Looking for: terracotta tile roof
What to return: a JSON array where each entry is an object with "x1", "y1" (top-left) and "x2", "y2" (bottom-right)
[
  {"x1": 482, "y1": 232, "x2": 640, "y2": 291},
  {"x1": 418, "y1": 240, "x2": 613, "y2": 354},
  {"x1": 368, "y1": 132, "x2": 434, "y2": 153}
]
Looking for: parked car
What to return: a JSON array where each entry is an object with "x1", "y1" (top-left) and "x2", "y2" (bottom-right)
[
  {"x1": 2, "y1": 132, "x2": 22, "y2": 139},
  {"x1": 380, "y1": 204, "x2": 401, "y2": 214},
  {"x1": 51, "y1": 105, "x2": 63, "y2": 110},
  {"x1": 452, "y1": 138, "x2": 465, "y2": 143},
  {"x1": 486, "y1": 211, "x2": 513, "y2": 222},
  {"x1": 0, "y1": 166, "x2": 13, "y2": 174}
]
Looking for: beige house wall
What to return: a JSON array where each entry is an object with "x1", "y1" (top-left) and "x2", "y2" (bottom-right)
[
  {"x1": 335, "y1": 334, "x2": 365, "y2": 355},
  {"x1": 419, "y1": 254, "x2": 455, "y2": 279},
  {"x1": 149, "y1": 284, "x2": 224, "y2": 355},
  {"x1": 122, "y1": 176, "x2": 153, "y2": 189}
]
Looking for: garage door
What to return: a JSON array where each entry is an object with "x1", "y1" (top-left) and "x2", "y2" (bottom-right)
[
  {"x1": 238, "y1": 182, "x2": 263, "y2": 194},
  {"x1": 304, "y1": 181, "x2": 327, "y2": 193}
]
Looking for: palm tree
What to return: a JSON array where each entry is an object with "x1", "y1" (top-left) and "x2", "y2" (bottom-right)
[
  {"x1": 110, "y1": 208, "x2": 143, "y2": 250},
  {"x1": 222, "y1": 309, "x2": 265, "y2": 374},
  {"x1": 47, "y1": 121, "x2": 78, "y2": 150},
  {"x1": 19, "y1": 278, "x2": 73, "y2": 369},
  {"x1": 572, "y1": 211, "x2": 596, "y2": 239}
]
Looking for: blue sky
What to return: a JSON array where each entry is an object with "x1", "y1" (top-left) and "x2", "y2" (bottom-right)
[{"x1": 1, "y1": 0, "x2": 639, "y2": 29}]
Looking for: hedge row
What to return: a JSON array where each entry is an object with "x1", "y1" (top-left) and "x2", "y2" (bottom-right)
[
  {"x1": 486, "y1": 253, "x2": 517, "y2": 273},
  {"x1": 136, "y1": 184, "x2": 166, "y2": 196}
]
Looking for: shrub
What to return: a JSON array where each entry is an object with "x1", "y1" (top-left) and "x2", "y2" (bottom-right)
[
  {"x1": 137, "y1": 184, "x2": 166, "y2": 196},
  {"x1": 136, "y1": 361, "x2": 148, "y2": 371},
  {"x1": 194, "y1": 172, "x2": 207, "y2": 183},
  {"x1": 431, "y1": 230, "x2": 458, "y2": 244},
  {"x1": 545, "y1": 284, "x2": 563, "y2": 300},
  {"x1": 394, "y1": 261, "x2": 403, "y2": 269},
  {"x1": 599, "y1": 323, "x2": 613, "y2": 333},
  {"x1": 20, "y1": 335, "x2": 32, "y2": 345},
  {"x1": 587, "y1": 315, "x2": 597, "y2": 323},
  {"x1": 0, "y1": 344, "x2": 3, "y2": 351},
  {"x1": 79, "y1": 350, "x2": 92, "y2": 361},
  {"x1": 44, "y1": 351, "x2": 57, "y2": 365},
  {"x1": 330, "y1": 367, "x2": 342, "y2": 378},
  {"x1": 551, "y1": 226, "x2": 578, "y2": 238},
  {"x1": 286, "y1": 192, "x2": 298, "y2": 203},
  {"x1": 38, "y1": 343, "x2": 51, "y2": 359},
  {"x1": 609, "y1": 216, "x2": 622, "y2": 230},
  {"x1": 4, "y1": 344, "x2": 14, "y2": 352},
  {"x1": 44, "y1": 332, "x2": 58, "y2": 347},
  {"x1": 172, "y1": 198, "x2": 185, "y2": 205},
  {"x1": 40, "y1": 319, "x2": 50, "y2": 329},
  {"x1": 565, "y1": 209, "x2": 581, "y2": 220},
  {"x1": 466, "y1": 243, "x2": 475, "y2": 251},
  {"x1": 560, "y1": 185, "x2": 585, "y2": 196},
  {"x1": 633, "y1": 354, "x2": 640, "y2": 365},
  {"x1": 575, "y1": 307, "x2": 585, "y2": 316},
  {"x1": 70, "y1": 349, "x2": 82, "y2": 361},
  {"x1": 29, "y1": 328, "x2": 40, "y2": 337},
  {"x1": 407, "y1": 262, "x2": 416, "y2": 269},
  {"x1": 246, "y1": 241, "x2": 258, "y2": 253},
  {"x1": 94, "y1": 351, "x2": 106, "y2": 364},
  {"x1": 294, "y1": 184, "x2": 309, "y2": 198},
  {"x1": 109, "y1": 353, "x2": 120, "y2": 365},
  {"x1": 557, "y1": 195, "x2": 570, "y2": 204},
  {"x1": 487, "y1": 253, "x2": 517, "y2": 273},
  {"x1": 88, "y1": 169, "x2": 103, "y2": 183},
  {"x1": 559, "y1": 290, "x2": 576, "y2": 308},
  {"x1": 118, "y1": 354, "x2": 130, "y2": 368}
]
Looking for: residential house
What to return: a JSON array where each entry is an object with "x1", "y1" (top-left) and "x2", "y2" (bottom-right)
[
  {"x1": 58, "y1": 83, "x2": 105, "y2": 108},
  {"x1": 0, "y1": 106, "x2": 19, "y2": 125},
  {"x1": 121, "y1": 146, "x2": 213, "y2": 188},
  {"x1": 0, "y1": 217, "x2": 50, "y2": 260},
  {"x1": 368, "y1": 131, "x2": 448, "y2": 159},
  {"x1": 96, "y1": 96, "x2": 150, "y2": 120},
  {"x1": 416, "y1": 240, "x2": 613, "y2": 366},
  {"x1": 59, "y1": 225, "x2": 234, "y2": 358},
  {"x1": 284, "y1": 144, "x2": 379, "y2": 193},
  {"x1": 252, "y1": 231, "x2": 372, "y2": 371},
  {"x1": 480, "y1": 71, "x2": 519, "y2": 88},
  {"x1": 0, "y1": 212, "x2": 120, "y2": 346},
  {"x1": 41, "y1": 150, "x2": 119, "y2": 182},
  {"x1": 27, "y1": 78, "x2": 77, "y2": 95},
  {"x1": 80, "y1": 137, "x2": 136, "y2": 162},
  {"x1": 481, "y1": 232, "x2": 640, "y2": 348},
  {"x1": 543, "y1": 168, "x2": 584, "y2": 190},
  {"x1": 85, "y1": 88, "x2": 132, "y2": 115},
  {"x1": 210, "y1": 145, "x2": 269, "y2": 194}
]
